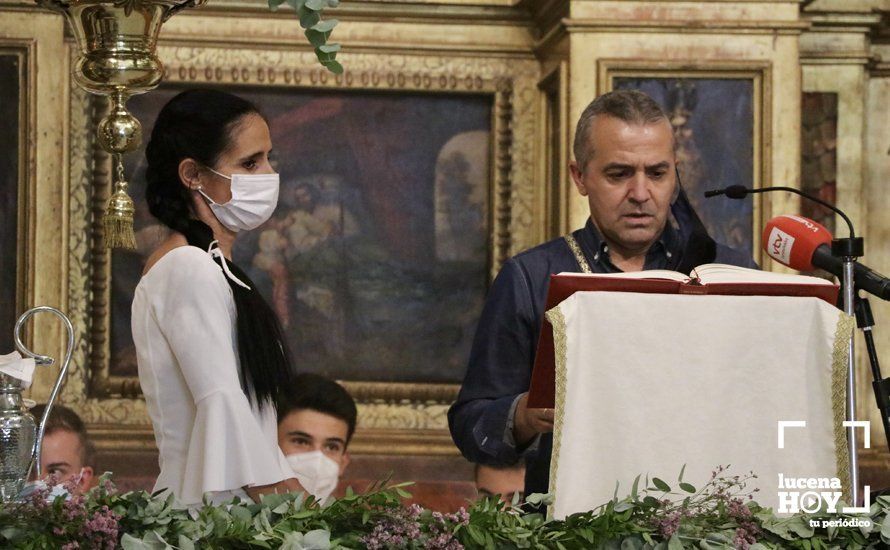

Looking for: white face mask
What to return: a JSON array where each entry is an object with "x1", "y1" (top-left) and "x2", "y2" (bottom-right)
[
  {"x1": 285, "y1": 451, "x2": 340, "y2": 502},
  {"x1": 199, "y1": 167, "x2": 280, "y2": 232}
]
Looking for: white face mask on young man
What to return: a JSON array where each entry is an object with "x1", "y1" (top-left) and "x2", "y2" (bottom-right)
[
  {"x1": 198, "y1": 167, "x2": 280, "y2": 232},
  {"x1": 285, "y1": 451, "x2": 340, "y2": 502}
]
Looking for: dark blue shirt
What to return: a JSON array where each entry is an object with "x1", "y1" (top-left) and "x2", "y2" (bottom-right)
[{"x1": 447, "y1": 219, "x2": 757, "y2": 497}]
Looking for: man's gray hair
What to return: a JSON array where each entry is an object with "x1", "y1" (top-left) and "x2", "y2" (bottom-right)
[{"x1": 572, "y1": 89, "x2": 670, "y2": 172}]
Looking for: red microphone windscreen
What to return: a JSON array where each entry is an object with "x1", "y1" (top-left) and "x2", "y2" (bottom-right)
[{"x1": 762, "y1": 215, "x2": 833, "y2": 271}]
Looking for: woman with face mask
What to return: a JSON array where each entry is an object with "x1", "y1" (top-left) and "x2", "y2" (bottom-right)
[{"x1": 132, "y1": 89, "x2": 303, "y2": 507}]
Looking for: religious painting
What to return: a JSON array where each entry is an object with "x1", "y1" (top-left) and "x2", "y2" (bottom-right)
[
  {"x1": 107, "y1": 84, "x2": 492, "y2": 385},
  {"x1": 0, "y1": 52, "x2": 22, "y2": 351},
  {"x1": 612, "y1": 77, "x2": 755, "y2": 255},
  {"x1": 600, "y1": 62, "x2": 769, "y2": 261},
  {"x1": 801, "y1": 92, "x2": 838, "y2": 234}
]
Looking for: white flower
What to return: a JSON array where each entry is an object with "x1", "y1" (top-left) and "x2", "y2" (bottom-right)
[{"x1": 279, "y1": 529, "x2": 332, "y2": 550}]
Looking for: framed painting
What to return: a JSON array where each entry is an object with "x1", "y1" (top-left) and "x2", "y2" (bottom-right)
[
  {"x1": 104, "y1": 84, "x2": 493, "y2": 388},
  {"x1": 599, "y1": 60, "x2": 772, "y2": 262},
  {"x1": 0, "y1": 50, "x2": 25, "y2": 352},
  {"x1": 64, "y1": 45, "x2": 540, "y2": 455}
]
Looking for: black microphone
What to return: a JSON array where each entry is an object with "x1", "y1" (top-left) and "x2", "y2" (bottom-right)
[
  {"x1": 705, "y1": 185, "x2": 856, "y2": 238},
  {"x1": 809, "y1": 247, "x2": 890, "y2": 301},
  {"x1": 703, "y1": 184, "x2": 748, "y2": 199}
]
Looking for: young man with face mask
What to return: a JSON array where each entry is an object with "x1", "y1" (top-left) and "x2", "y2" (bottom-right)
[
  {"x1": 277, "y1": 373, "x2": 357, "y2": 503},
  {"x1": 29, "y1": 404, "x2": 96, "y2": 494}
]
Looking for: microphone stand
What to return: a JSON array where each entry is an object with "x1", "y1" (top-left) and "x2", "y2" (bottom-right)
[
  {"x1": 833, "y1": 235, "x2": 863, "y2": 505},
  {"x1": 706, "y1": 184, "x2": 866, "y2": 504},
  {"x1": 855, "y1": 297, "x2": 890, "y2": 453}
]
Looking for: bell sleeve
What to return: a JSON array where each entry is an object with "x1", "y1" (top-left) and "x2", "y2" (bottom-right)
[{"x1": 155, "y1": 249, "x2": 291, "y2": 505}]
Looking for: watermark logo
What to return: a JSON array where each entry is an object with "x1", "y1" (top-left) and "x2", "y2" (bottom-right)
[
  {"x1": 777, "y1": 473, "x2": 843, "y2": 513},
  {"x1": 767, "y1": 227, "x2": 794, "y2": 264},
  {"x1": 776, "y1": 420, "x2": 872, "y2": 525}
]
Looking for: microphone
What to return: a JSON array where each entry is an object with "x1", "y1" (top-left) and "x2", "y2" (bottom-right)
[
  {"x1": 703, "y1": 185, "x2": 748, "y2": 199},
  {"x1": 763, "y1": 215, "x2": 890, "y2": 301},
  {"x1": 705, "y1": 185, "x2": 856, "y2": 238}
]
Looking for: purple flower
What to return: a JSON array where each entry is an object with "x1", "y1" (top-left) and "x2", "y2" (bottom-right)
[
  {"x1": 360, "y1": 504, "x2": 464, "y2": 550},
  {"x1": 81, "y1": 506, "x2": 120, "y2": 546},
  {"x1": 101, "y1": 478, "x2": 116, "y2": 494},
  {"x1": 446, "y1": 508, "x2": 470, "y2": 526},
  {"x1": 728, "y1": 498, "x2": 752, "y2": 520},
  {"x1": 653, "y1": 511, "x2": 682, "y2": 538},
  {"x1": 733, "y1": 527, "x2": 757, "y2": 549}
]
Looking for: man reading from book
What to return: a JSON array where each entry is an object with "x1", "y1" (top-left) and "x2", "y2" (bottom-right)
[{"x1": 448, "y1": 89, "x2": 757, "y2": 498}]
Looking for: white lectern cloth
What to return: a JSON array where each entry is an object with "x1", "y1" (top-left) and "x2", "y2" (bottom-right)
[{"x1": 546, "y1": 292, "x2": 853, "y2": 519}]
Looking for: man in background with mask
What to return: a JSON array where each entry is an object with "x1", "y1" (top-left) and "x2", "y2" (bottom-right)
[
  {"x1": 277, "y1": 373, "x2": 356, "y2": 503},
  {"x1": 30, "y1": 404, "x2": 96, "y2": 495}
]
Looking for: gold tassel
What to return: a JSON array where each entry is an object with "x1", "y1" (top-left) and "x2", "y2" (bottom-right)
[{"x1": 103, "y1": 177, "x2": 136, "y2": 250}]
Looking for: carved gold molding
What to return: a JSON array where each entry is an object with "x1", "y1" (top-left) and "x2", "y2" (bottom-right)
[
  {"x1": 342, "y1": 382, "x2": 458, "y2": 404},
  {"x1": 88, "y1": 422, "x2": 460, "y2": 457},
  {"x1": 564, "y1": 18, "x2": 809, "y2": 35},
  {"x1": 64, "y1": 45, "x2": 540, "y2": 455},
  {"x1": 537, "y1": 61, "x2": 570, "y2": 238},
  {"x1": 193, "y1": 0, "x2": 528, "y2": 22}
]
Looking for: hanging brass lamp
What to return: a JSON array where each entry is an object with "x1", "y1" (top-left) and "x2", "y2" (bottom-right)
[{"x1": 35, "y1": 0, "x2": 207, "y2": 248}]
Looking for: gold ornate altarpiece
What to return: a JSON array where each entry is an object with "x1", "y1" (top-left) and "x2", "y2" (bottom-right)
[{"x1": 3, "y1": 0, "x2": 888, "y2": 476}]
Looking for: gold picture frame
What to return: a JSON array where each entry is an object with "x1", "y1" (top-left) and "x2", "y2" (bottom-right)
[
  {"x1": 62, "y1": 45, "x2": 541, "y2": 456},
  {"x1": 0, "y1": 46, "x2": 31, "y2": 347},
  {"x1": 0, "y1": 11, "x2": 67, "y2": 369},
  {"x1": 538, "y1": 60, "x2": 570, "y2": 239},
  {"x1": 598, "y1": 59, "x2": 772, "y2": 264}
]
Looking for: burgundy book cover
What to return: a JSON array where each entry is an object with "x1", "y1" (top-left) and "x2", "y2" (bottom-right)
[{"x1": 525, "y1": 274, "x2": 839, "y2": 409}]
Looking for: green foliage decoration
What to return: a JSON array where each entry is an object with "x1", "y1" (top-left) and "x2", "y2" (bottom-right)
[
  {"x1": 267, "y1": 0, "x2": 343, "y2": 73},
  {"x1": 1, "y1": 468, "x2": 889, "y2": 549}
]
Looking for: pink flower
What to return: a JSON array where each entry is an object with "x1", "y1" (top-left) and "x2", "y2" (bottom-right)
[
  {"x1": 654, "y1": 511, "x2": 682, "y2": 538},
  {"x1": 727, "y1": 498, "x2": 752, "y2": 520}
]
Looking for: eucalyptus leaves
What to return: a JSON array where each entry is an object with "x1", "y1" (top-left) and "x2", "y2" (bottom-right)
[
  {"x1": 2, "y1": 469, "x2": 890, "y2": 549},
  {"x1": 268, "y1": 0, "x2": 343, "y2": 73}
]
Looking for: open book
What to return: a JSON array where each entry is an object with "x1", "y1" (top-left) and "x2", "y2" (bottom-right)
[
  {"x1": 526, "y1": 264, "x2": 839, "y2": 408},
  {"x1": 542, "y1": 263, "x2": 837, "y2": 304}
]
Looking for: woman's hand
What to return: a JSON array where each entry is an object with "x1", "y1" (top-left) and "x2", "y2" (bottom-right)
[{"x1": 245, "y1": 477, "x2": 306, "y2": 503}]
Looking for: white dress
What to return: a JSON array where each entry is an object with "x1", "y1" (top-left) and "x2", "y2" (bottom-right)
[{"x1": 131, "y1": 245, "x2": 293, "y2": 507}]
